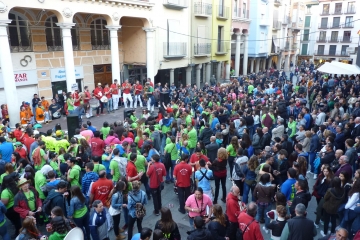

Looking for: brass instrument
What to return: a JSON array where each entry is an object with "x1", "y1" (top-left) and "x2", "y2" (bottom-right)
[{"x1": 143, "y1": 86, "x2": 149, "y2": 101}]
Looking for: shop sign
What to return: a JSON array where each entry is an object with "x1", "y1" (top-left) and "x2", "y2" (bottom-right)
[
  {"x1": 51, "y1": 66, "x2": 84, "y2": 82},
  {"x1": 0, "y1": 69, "x2": 37, "y2": 88}
]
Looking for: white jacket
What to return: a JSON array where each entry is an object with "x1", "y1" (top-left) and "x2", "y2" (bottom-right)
[{"x1": 271, "y1": 124, "x2": 284, "y2": 141}]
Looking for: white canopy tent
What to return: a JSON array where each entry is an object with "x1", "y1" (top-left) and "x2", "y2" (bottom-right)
[{"x1": 317, "y1": 61, "x2": 360, "y2": 74}]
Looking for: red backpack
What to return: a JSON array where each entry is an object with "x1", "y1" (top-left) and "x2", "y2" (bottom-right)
[{"x1": 262, "y1": 114, "x2": 273, "y2": 129}]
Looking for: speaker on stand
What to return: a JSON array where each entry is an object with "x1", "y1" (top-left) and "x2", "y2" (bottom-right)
[{"x1": 66, "y1": 114, "x2": 80, "y2": 140}]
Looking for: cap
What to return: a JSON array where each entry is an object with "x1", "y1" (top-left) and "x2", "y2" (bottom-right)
[
  {"x1": 55, "y1": 130, "x2": 63, "y2": 137},
  {"x1": 14, "y1": 142, "x2": 22, "y2": 146},
  {"x1": 17, "y1": 178, "x2": 30, "y2": 187},
  {"x1": 98, "y1": 83, "x2": 102, "y2": 86}
]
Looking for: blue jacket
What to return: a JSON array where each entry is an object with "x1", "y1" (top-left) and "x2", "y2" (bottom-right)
[
  {"x1": 81, "y1": 172, "x2": 99, "y2": 196},
  {"x1": 243, "y1": 165, "x2": 256, "y2": 181},
  {"x1": 68, "y1": 195, "x2": 87, "y2": 218},
  {"x1": 111, "y1": 192, "x2": 124, "y2": 211},
  {"x1": 89, "y1": 208, "x2": 108, "y2": 240},
  {"x1": 304, "y1": 113, "x2": 311, "y2": 129},
  {"x1": 310, "y1": 134, "x2": 320, "y2": 152},
  {"x1": 0, "y1": 201, "x2": 6, "y2": 224},
  {"x1": 127, "y1": 190, "x2": 148, "y2": 218},
  {"x1": 281, "y1": 178, "x2": 297, "y2": 200},
  {"x1": 334, "y1": 132, "x2": 345, "y2": 150},
  {"x1": 211, "y1": 118, "x2": 220, "y2": 131},
  {"x1": 0, "y1": 142, "x2": 14, "y2": 163}
]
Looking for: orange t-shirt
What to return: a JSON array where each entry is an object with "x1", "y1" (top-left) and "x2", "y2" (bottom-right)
[
  {"x1": 35, "y1": 107, "x2": 45, "y2": 122},
  {"x1": 42, "y1": 100, "x2": 50, "y2": 111},
  {"x1": 20, "y1": 111, "x2": 27, "y2": 125},
  {"x1": 25, "y1": 106, "x2": 33, "y2": 117},
  {"x1": 122, "y1": 83, "x2": 131, "y2": 94},
  {"x1": 111, "y1": 83, "x2": 119, "y2": 95}
]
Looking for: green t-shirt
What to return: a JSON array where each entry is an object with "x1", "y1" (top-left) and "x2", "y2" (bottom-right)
[
  {"x1": 186, "y1": 115, "x2": 192, "y2": 126},
  {"x1": 69, "y1": 165, "x2": 81, "y2": 187},
  {"x1": 24, "y1": 191, "x2": 36, "y2": 211},
  {"x1": 166, "y1": 137, "x2": 171, "y2": 145},
  {"x1": 110, "y1": 160, "x2": 120, "y2": 182},
  {"x1": 74, "y1": 205, "x2": 87, "y2": 219},
  {"x1": 187, "y1": 128, "x2": 197, "y2": 149},
  {"x1": 50, "y1": 160, "x2": 61, "y2": 176},
  {"x1": 34, "y1": 171, "x2": 47, "y2": 200},
  {"x1": 248, "y1": 85, "x2": 254, "y2": 94},
  {"x1": 100, "y1": 127, "x2": 111, "y2": 140},
  {"x1": 134, "y1": 155, "x2": 146, "y2": 173},
  {"x1": 32, "y1": 148, "x2": 46, "y2": 171},
  {"x1": 93, "y1": 164, "x2": 106, "y2": 174},
  {"x1": 0, "y1": 172, "x2": 8, "y2": 184},
  {"x1": 1, "y1": 188, "x2": 14, "y2": 209},
  {"x1": 165, "y1": 143, "x2": 178, "y2": 161},
  {"x1": 67, "y1": 98, "x2": 74, "y2": 111},
  {"x1": 226, "y1": 144, "x2": 237, "y2": 157},
  {"x1": 58, "y1": 155, "x2": 65, "y2": 163}
]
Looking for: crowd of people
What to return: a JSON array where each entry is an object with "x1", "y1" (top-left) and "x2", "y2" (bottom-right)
[{"x1": 0, "y1": 66, "x2": 360, "y2": 240}]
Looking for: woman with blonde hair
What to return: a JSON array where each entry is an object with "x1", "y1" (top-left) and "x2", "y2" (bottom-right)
[
  {"x1": 211, "y1": 148, "x2": 228, "y2": 204},
  {"x1": 243, "y1": 156, "x2": 260, "y2": 204},
  {"x1": 207, "y1": 204, "x2": 229, "y2": 239}
]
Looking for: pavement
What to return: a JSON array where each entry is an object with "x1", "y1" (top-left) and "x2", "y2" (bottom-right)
[{"x1": 7, "y1": 106, "x2": 323, "y2": 239}]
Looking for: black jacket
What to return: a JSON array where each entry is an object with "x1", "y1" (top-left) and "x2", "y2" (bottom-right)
[
  {"x1": 46, "y1": 189, "x2": 67, "y2": 216},
  {"x1": 154, "y1": 220, "x2": 181, "y2": 240},
  {"x1": 260, "y1": 133, "x2": 271, "y2": 149},
  {"x1": 352, "y1": 124, "x2": 360, "y2": 140},
  {"x1": 187, "y1": 228, "x2": 214, "y2": 240},
  {"x1": 207, "y1": 217, "x2": 229, "y2": 240},
  {"x1": 281, "y1": 141, "x2": 293, "y2": 157},
  {"x1": 290, "y1": 191, "x2": 311, "y2": 218},
  {"x1": 205, "y1": 142, "x2": 219, "y2": 163},
  {"x1": 320, "y1": 151, "x2": 336, "y2": 165},
  {"x1": 287, "y1": 216, "x2": 317, "y2": 240},
  {"x1": 199, "y1": 128, "x2": 214, "y2": 146}
]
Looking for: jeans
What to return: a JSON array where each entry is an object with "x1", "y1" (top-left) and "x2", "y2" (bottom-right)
[
  {"x1": 5, "y1": 206, "x2": 21, "y2": 235},
  {"x1": 308, "y1": 152, "x2": 316, "y2": 173},
  {"x1": 106, "y1": 98, "x2": 113, "y2": 113},
  {"x1": 112, "y1": 213, "x2": 121, "y2": 236},
  {"x1": 0, "y1": 221, "x2": 10, "y2": 240},
  {"x1": 248, "y1": 125, "x2": 254, "y2": 139},
  {"x1": 243, "y1": 181, "x2": 255, "y2": 204},
  {"x1": 160, "y1": 135, "x2": 166, "y2": 155},
  {"x1": 96, "y1": 100, "x2": 104, "y2": 115},
  {"x1": 256, "y1": 203, "x2": 272, "y2": 227},
  {"x1": 228, "y1": 156, "x2": 235, "y2": 178},
  {"x1": 73, "y1": 211, "x2": 91, "y2": 240},
  {"x1": 151, "y1": 187, "x2": 162, "y2": 214},
  {"x1": 166, "y1": 160, "x2": 176, "y2": 181},
  {"x1": 140, "y1": 174, "x2": 151, "y2": 197},
  {"x1": 127, "y1": 215, "x2": 143, "y2": 240},
  {"x1": 323, "y1": 211, "x2": 337, "y2": 234},
  {"x1": 122, "y1": 206, "x2": 129, "y2": 225},
  {"x1": 214, "y1": 175, "x2": 226, "y2": 203},
  {"x1": 177, "y1": 186, "x2": 191, "y2": 212},
  {"x1": 189, "y1": 216, "x2": 195, "y2": 230}
]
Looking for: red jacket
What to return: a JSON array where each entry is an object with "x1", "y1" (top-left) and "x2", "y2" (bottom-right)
[
  {"x1": 225, "y1": 192, "x2": 241, "y2": 223},
  {"x1": 237, "y1": 212, "x2": 264, "y2": 240},
  {"x1": 14, "y1": 187, "x2": 42, "y2": 219}
]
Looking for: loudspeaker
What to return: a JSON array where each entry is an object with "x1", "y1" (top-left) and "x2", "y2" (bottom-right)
[
  {"x1": 66, "y1": 114, "x2": 79, "y2": 139},
  {"x1": 160, "y1": 92, "x2": 170, "y2": 106},
  {"x1": 124, "y1": 109, "x2": 134, "y2": 121}
]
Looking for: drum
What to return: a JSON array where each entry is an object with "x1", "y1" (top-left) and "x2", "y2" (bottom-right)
[
  {"x1": 89, "y1": 98, "x2": 99, "y2": 108},
  {"x1": 100, "y1": 96, "x2": 108, "y2": 103},
  {"x1": 52, "y1": 112, "x2": 61, "y2": 119}
]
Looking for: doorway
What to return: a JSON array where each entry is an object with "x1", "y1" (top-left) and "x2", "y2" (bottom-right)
[
  {"x1": 51, "y1": 79, "x2": 82, "y2": 97},
  {"x1": 93, "y1": 64, "x2": 112, "y2": 86}
]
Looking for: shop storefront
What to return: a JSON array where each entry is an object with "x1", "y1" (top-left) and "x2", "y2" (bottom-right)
[
  {"x1": 0, "y1": 69, "x2": 38, "y2": 106},
  {"x1": 123, "y1": 64, "x2": 147, "y2": 85},
  {"x1": 50, "y1": 66, "x2": 84, "y2": 97}
]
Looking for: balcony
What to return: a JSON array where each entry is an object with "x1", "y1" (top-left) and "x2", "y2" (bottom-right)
[
  {"x1": 331, "y1": 10, "x2": 343, "y2": 15},
  {"x1": 341, "y1": 36, "x2": 352, "y2": 43},
  {"x1": 217, "y1": 5, "x2": 229, "y2": 20},
  {"x1": 163, "y1": 0, "x2": 187, "y2": 10},
  {"x1": 291, "y1": 22, "x2": 302, "y2": 31},
  {"x1": 318, "y1": 23, "x2": 329, "y2": 29},
  {"x1": 194, "y1": 2, "x2": 212, "y2": 17},
  {"x1": 328, "y1": 37, "x2": 339, "y2": 43},
  {"x1": 306, "y1": 8, "x2": 312, "y2": 15},
  {"x1": 314, "y1": 50, "x2": 349, "y2": 56},
  {"x1": 163, "y1": 42, "x2": 187, "y2": 59},
  {"x1": 330, "y1": 22, "x2": 341, "y2": 28},
  {"x1": 343, "y1": 22, "x2": 354, "y2": 28},
  {"x1": 316, "y1": 37, "x2": 327, "y2": 43},
  {"x1": 344, "y1": 7, "x2": 356, "y2": 14},
  {"x1": 274, "y1": 0, "x2": 282, "y2": 6},
  {"x1": 320, "y1": 10, "x2": 330, "y2": 16},
  {"x1": 273, "y1": 21, "x2": 282, "y2": 30},
  {"x1": 194, "y1": 43, "x2": 211, "y2": 57},
  {"x1": 282, "y1": 16, "x2": 291, "y2": 26},
  {"x1": 215, "y1": 41, "x2": 227, "y2": 55}
]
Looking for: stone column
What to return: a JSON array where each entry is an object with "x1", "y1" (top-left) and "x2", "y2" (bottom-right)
[
  {"x1": 277, "y1": 55, "x2": 282, "y2": 70},
  {"x1": 235, "y1": 33, "x2": 241, "y2": 76},
  {"x1": 143, "y1": 28, "x2": 156, "y2": 84},
  {"x1": 170, "y1": 69, "x2": 174, "y2": 85},
  {"x1": 267, "y1": 56, "x2": 273, "y2": 69},
  {"x1": 106, "y1": 25, "x2": 121, "y2": 83},
  {"x1": 216, "y1": 62, "x2": 221, "y2": 81},
  {"x1": 206, "y1": 62, "x2": 211, "y2": 83},
  {"x1": 250, "y1": 58, "x2": 254, "y2": 73},
  {"x1": 284, "y1": 54, "x2": 290, "y2": 72},
  {"x1": 225, "y1": 62, "x2": 230, "y2": 80},
  {"x1": 56, "y1": 23, "x2": 76, "y2": 92},
  {"x1": 242, "y1": 34, "x2": 249, "y2": 75},
  {"x1": 255, "y1": 58, "x2": 260, "y2": 73},
  {"x1": 196, "y1": 64, "x2": 201, "y2": 88},
  {"x1": 186, "y1": 66, "x2": 192, "y2": 86},
  {"x1": 0, "y1": 20, "x2": 20, "y2": 127},
  {"x1": 292, "y1": 54, "x2": 297, "y2": 66}
]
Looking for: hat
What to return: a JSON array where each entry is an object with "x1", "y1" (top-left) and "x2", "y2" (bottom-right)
[
  {"x1": 265, "y1": 146, "x2": 271, "y2": 152},
  {"x1": 25, "y1": 102, "x2": 30, "y2": 106},
  {"x1": 98, "y1": 83, "x2": 102, "y2": 86},
  {"x1": 17, "y1": 178, "x2": 30, "y2": 187},
  {"x1": 114, "y1": 79, "x2": 118, "y2": 82},
  {"x1": 14, "y1": 142, "x2": 22, "y2": 146},
  {"x1": 56, "y1": 130, "x2": 63, "y2": 137}
]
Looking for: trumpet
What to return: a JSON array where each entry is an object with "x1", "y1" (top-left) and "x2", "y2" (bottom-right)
[{"x1": 143, "y1": 86, "x2": 149, "y2": 100}]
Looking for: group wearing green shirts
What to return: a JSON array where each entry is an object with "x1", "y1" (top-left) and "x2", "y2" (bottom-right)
[
  {"x1": 34, "y1": 171, "x2": 47, "y2": 200},
  {"x1": 93, "y1": 163, "x2": 106, "y2": 174},
  {"x1": 24, "y1": 191, "x2": 36, "y2": 211},
  {"x1": 164, "y1": 142, "x2": 178, "y2": 161},
  {"x1": 100, "y1": 126, "x2": 111, "y2": 140},
  {"x1": 187, "y1": 127, "x2": 197, "y2": 150},
  {"x1": 68, "y1": 165, "x2": 81, "y2": 187},
  {"x1": 1, "y1": 187, "x2": 15, "y2": 209},
  {"x1": 134, "y1": 154, "x2": 147, "y2": 174}
]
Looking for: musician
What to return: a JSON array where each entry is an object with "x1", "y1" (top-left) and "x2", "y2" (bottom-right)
[
  {"x1": 147, "y1": 78, "x2": 154, "y2": 87},
  {"x1": 145, "y1": 82, "x2": 155, "y2": 113},
  {"x1": 94, "y1": 83, "x2": 104, "y2": 116},
  {"x1": 104, "y1": 83, "x2": 113, "y2": 113},
  {"x1": 72, "y1": 89, "x2": 81, "y2": 109},
  {"x1": 20, "y1": 106, "x2": 30, "y2": 126},
  {"x1": 111, "y1": 79, "x2": 120, "y2": 110},
  {"x1": 134, "y1": 80, "x2": 143, "y2": 108},
  {"x1": 41, "y1": 97, "x2": 51, "y2": 123},
  {"x1": 84, "y1": 86, "x2": 93, "y2": 118},
  {"x1": 49, "y1": 99, "x2": 62, "y2": 120},
  {"x1": 122, "y1": 79, "x2": 133, "y2": 109}
]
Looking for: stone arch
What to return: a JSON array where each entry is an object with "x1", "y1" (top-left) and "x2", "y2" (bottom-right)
[
  {"x1": 242, "y1": 29, "x2": 248, "y2": 34},
  {"x1": 84, "y1": 14, "x2": 112, "y2": 27},
  {"x1": 9, "y1": 8, "x2": 36, "y2": 22},
  {"x1": 73, "y1": 13, "x2": 85, "y2": 28},
  {"x1": 39, "y1": 10, "x2": 64, "y2": 24}
]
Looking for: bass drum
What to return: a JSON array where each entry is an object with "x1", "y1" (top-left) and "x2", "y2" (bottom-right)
[
  {"x1": 52, "y1": 112, "x2": 61, "y2": 119},
  {"x1": 89, "y1": 98, "x2": 99, "y2": 108},
  {"x1": 100, "y1": 96, "x2": 108, "y2": 103}
]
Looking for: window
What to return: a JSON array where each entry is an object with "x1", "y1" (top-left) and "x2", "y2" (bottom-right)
[
  {"x1": 217, "y1": 26, "x2": 224, "y2": 52},
  {"x1": 303, "y1": 29, "x2": 309, "y2": 41},
  {"x1": 345, "y1": 16, "x2": 353, "y2": 27},
  {"x1": 347, "y1": 2, "x2": 355, "y2": 13},
  {"x1": 319, "y1": 31, "x2": 327, "y2": 40},
  {"x1": 90, "y1": 19, "x2": 110, "y2": 50},
  {"x1": 344, "y1": 31, "x2": 351, "y2": 41},
  {"x1": 45, "y1": 16, "x2": 62, "y2": 51},
  {"x1": 333, "y1": 17, "x2": 340, "y2": 27},
  {"x1": 321, "y1": 18, "x2": 328, "y2": 27},
  {"x1": 304, "y1": 16, "x2": 311, "y2": 27},
  {"x1": 8, "y1": 12, "x2": 31, "y2": 52},
  {"x1": 165, "y1": 19, "x2": 185, "y2": 56},
  {"x1": 341, "y1": 45, "x2": 349, "y2": 55},
  {"x1": 335, "y1": 3, "x2": 342, "y2": 14},
  {"x1": 329, "y1": 45, "x2": 336, "y2": 55},
  {"x1": 218, "y1": 0, "x2": 224, "y2": 16},
  {"x1": 330, "y1": 31, "x2": 338, "y2": 41},
  {"x1": 243, "y1": 3, "x2": 247, "y2": 18},
  {"x1": 301, "y1": 44, "x2": 308, "y2": 55},
  {"x1": 318, "y1": 45, "x2": 325, "y2": 54},
  {"x1": 322, "y1": 4, "x2": 329, "y2": 14}
]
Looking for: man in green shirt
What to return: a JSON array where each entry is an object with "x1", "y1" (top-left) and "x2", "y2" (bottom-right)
[
  {"x1": 34, "y1": 165, "x2": 53, "y2": 200},
  {"x1": 67, "y1": 157, "x2": 81, "y2": 187},
  {"x1": 92, "y1": 156, "x2": 106, "y2": 174},
  {"x1": 187, "y1": 125, "x2": 197, "y2": 155},
  {"x1": 132, "y1": 147, "x2": 151, "y2": 199},
  {"x1": 110, "y1": 148, "x2": 121, "y2": 184},
  {"x1": 164, "y1": 136, "x2": 178, "y2": 183},
  {"x1": 288, "y1": 116, "x2": 297, "y2": 139}
]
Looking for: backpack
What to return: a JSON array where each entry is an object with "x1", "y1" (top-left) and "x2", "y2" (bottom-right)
[
  {"x1": 113, "y1": 157, "x2": 128, "y2": 178},
  {"x1": 43, "y1": 196, "x2": 54, "y2": 216},
  {"x1": 262, "y1": 114, "x2": 273, "y2": 129},
  {"x1": 236, "y1": 219, "x2": 255, "y2": 240},
  {"x1": 129, "y1": 192, "x2": 146, "y2": 218}
]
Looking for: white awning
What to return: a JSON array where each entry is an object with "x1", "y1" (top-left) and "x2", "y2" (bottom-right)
[{"x1": 317, "y1": 61, "x2": 360, "y2": 74}]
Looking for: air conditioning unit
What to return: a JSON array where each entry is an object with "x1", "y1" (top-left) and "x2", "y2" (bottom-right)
[{"x1": 346, "y1": 47, "x2": 355, "y2": 54}]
